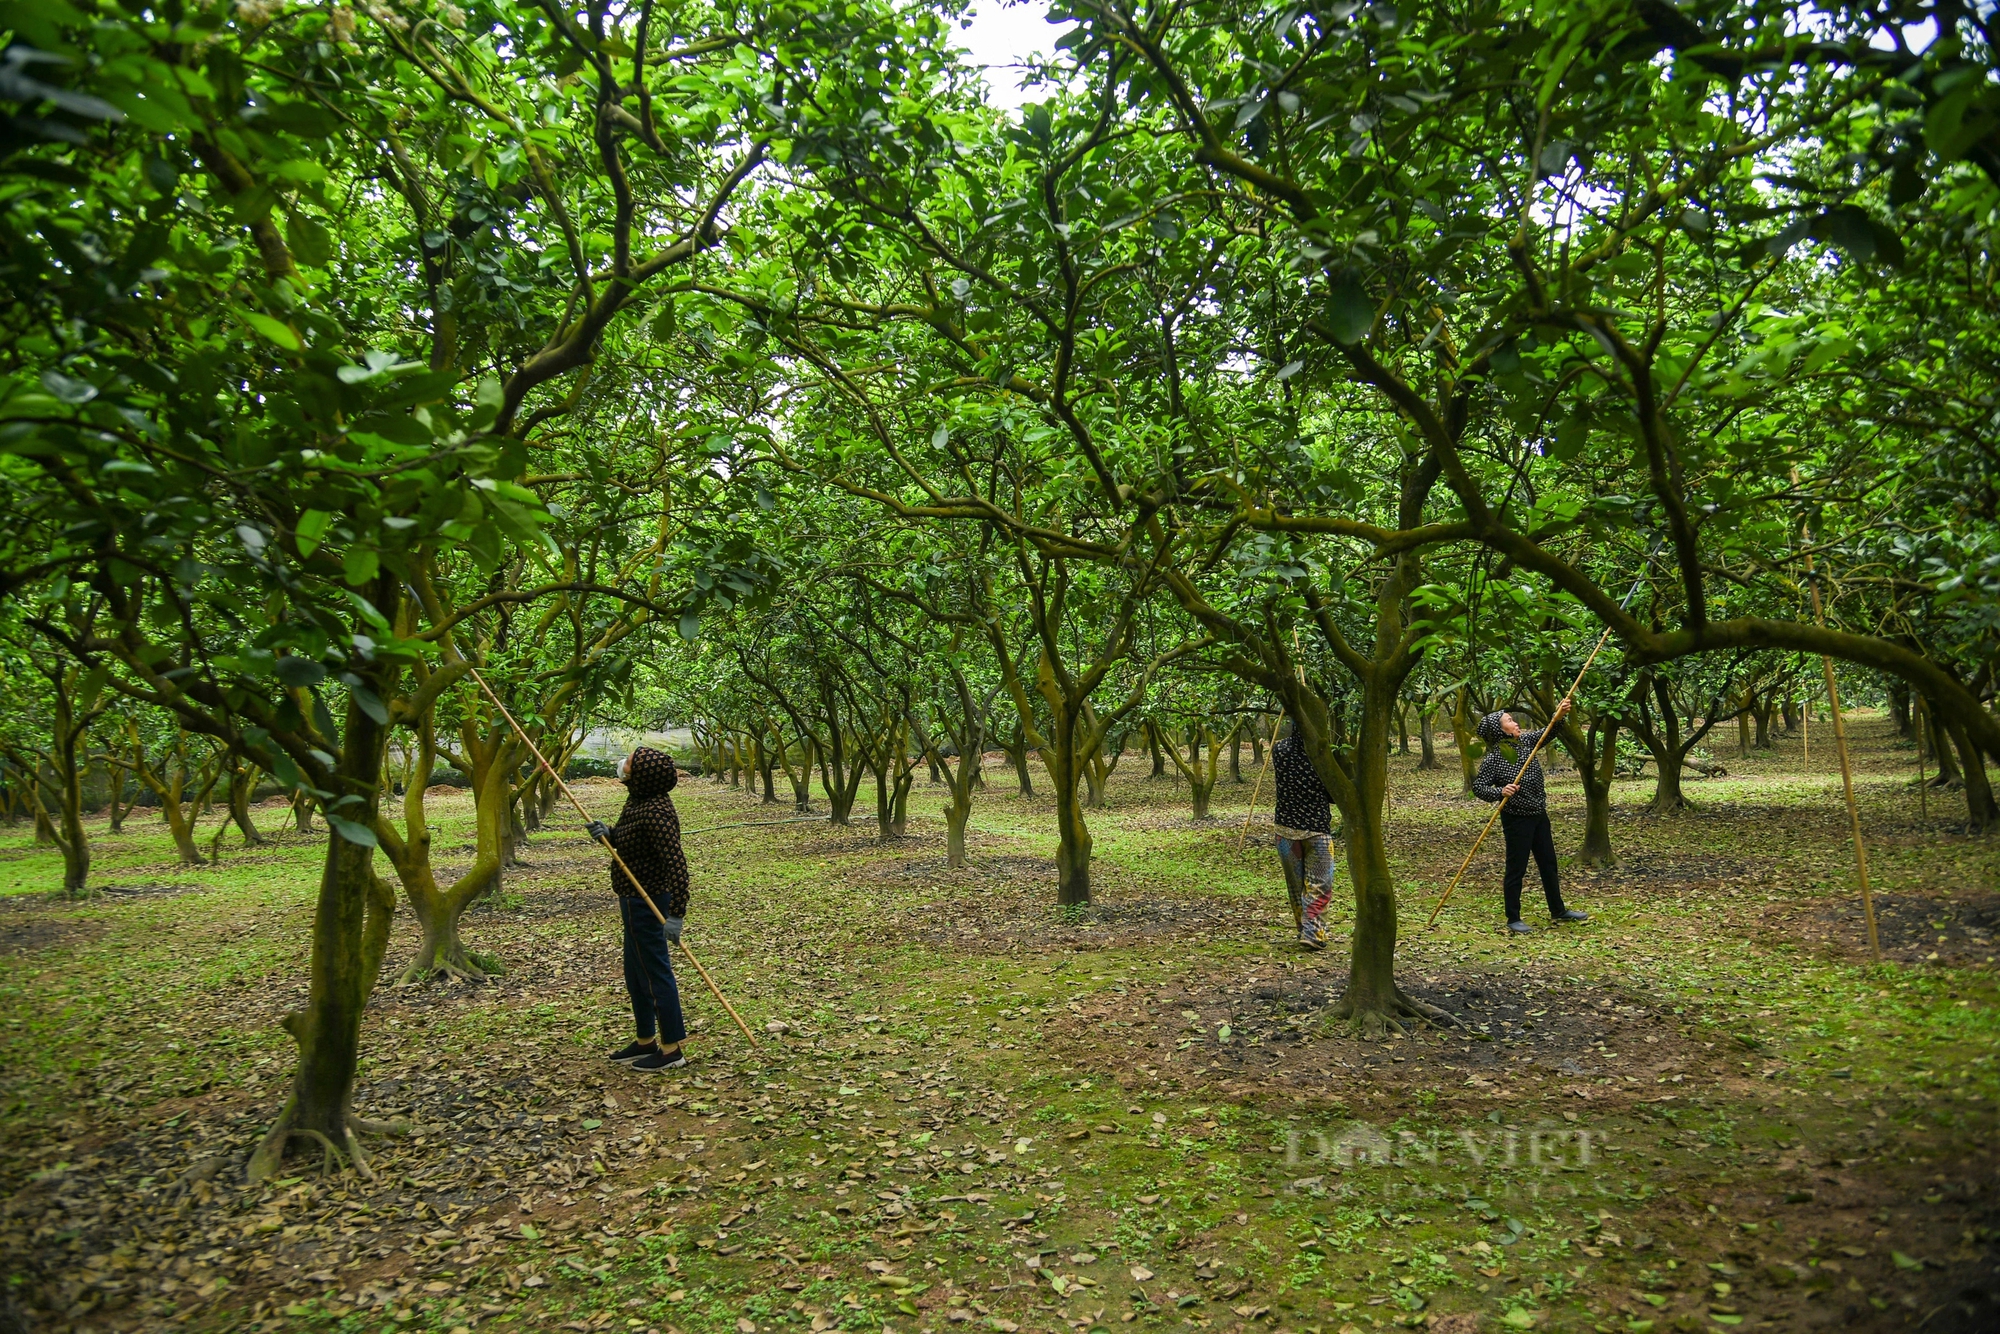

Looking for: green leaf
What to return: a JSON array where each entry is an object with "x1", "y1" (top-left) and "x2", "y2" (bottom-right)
[
  {"x1": 76, "y1": 664, "x2": 110, "y2": 714},
  {"x1": 343, "y1": 546, "x2": 380, "y2": 587},
  {"x1": 296, "y1": 509, "x2": 333, "y2": 557},
  {"x1": 286, "y1": 214, "x2": 334, "y2": 267},
  {"x1": 1326, "y1": 275, "x2": 1372, "y2": 345},
  {"x1": 238, "y1": 309, "x2": 303, "y2": 352},
  {"x1": 324, "y1": 815, "x2": 377, "y2": 848},
  {"x1": 1501, "y1": 1310, "x2": 1538, "y2": 1329},
  {"x1": 40, "y1": 370, "x2": 98, "y2": 404},
  {"x1": 352, "y1": 686, "x2": 389, "y2": 726},
  {"x1": 1891, "y1": 1251, "x2": 1923, "y2": 1271},
  {"x1": 275, "y1": 656, "x2": 326, "y2": 689}
]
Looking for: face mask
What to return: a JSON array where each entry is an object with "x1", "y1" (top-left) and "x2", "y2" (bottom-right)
[{"x1": 618, "y1": 754, "x2": 632, "y2": 780}]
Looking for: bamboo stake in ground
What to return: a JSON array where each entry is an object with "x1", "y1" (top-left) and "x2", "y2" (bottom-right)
[
  {"x1": 466, "y1": 667, "x2": 760, "y2": 1050},
  {"x1": 1803, "y1": 556, "x2": 1880, "y2": 962},
  {"x1": 1916, "y1": 693, "x2": 1928, "y2": 822}
]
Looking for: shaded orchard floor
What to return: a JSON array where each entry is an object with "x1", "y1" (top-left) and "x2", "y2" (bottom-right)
[{"x1": 0, "y1": 717, "x2": 1995, "y2": 1334}]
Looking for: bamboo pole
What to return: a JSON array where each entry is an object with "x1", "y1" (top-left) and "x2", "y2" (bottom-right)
[
  {"x1": 1916, "y1": 693, "x2": 1928, "y2": 822},
  {"x1": 1236, "y1": 710, "x2": 1281, "y2": 855},
  {"x1": 467, "y1": 666, "x2": 760, "y2": 1049},
  {"x1": 1802, "y1": 551, "x2": 1880, "y2": 962}
]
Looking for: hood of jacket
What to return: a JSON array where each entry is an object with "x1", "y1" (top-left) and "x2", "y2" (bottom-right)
[{"x1": 624, "y1": 747, "x2": 678, "y2": 801}]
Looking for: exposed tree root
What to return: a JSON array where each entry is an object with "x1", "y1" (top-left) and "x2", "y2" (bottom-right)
[
  {"x1": 395, "y1": 945, "x2": 501, "y2": 987},
  {"x1": 1324, "y1": 985, "x2": 1459, "y2": 1040},
  {"x1": 247, "y1": 1098, "x2": 402, "y2": 1183}
]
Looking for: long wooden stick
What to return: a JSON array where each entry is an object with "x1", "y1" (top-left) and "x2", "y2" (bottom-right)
[
  {"x1": 1422, "y1": 631, "x2": 1604, "y2": 929},
  {"x1": 1916, "y1": 693, "x2": 1928, "y2": 821},
  {"x1": 466, "y1": 667, "x2": 759, "y2": 1049},
  {"x1": 1236, "y1": 711, "x2": 1281, "y2": 854},
  {"x1": 1803, "y1": 554, "x2": 1880, "y2": 962}
]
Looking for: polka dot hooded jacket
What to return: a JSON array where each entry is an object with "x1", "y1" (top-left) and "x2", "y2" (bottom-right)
[{"x1": 606, "y1": 747, "x2": 690, "y2": 916}]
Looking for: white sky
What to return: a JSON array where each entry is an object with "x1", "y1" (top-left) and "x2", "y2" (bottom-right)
[{"x1": 952, "y1": 0, "x2": 1078, "y2": 110}]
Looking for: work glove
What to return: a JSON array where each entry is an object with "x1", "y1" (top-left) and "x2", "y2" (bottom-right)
[
  {"x1": 662, "y1": 915, "x2": 684, "y2": 943},
  {"x1": 586, "y1": 820, "x2": 611, "y2": 844}
]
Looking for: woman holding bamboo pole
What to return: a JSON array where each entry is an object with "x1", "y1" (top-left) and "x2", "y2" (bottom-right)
[
  {"x1": 587, "y1": 748, "x2": 694, "y2": 1072},
  {"x1": 1472, "y1": 703, "x2": 1590, "y2": 934}
]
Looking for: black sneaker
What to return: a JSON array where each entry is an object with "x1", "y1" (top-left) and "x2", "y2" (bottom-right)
[
  {"x1": 1553, "y1": 909, "x2": 1589, "y2": 923},
  {"x1": 1507, "y1": 920, "x2": 1533, "y2": 935},
  {"x1": 632, "y1": 1045, "x2": 687, "y2": 1072},
  {"x1": 608, "y1": 1040, "x2": 657, "y2": 1064}
]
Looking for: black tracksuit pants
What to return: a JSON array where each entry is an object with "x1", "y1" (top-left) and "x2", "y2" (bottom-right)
[{"x1": 1500, "y1": 811, "x2": 1568, "y2": 923}]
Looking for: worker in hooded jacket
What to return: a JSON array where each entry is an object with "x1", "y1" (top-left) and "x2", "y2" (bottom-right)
[{"x1": 586, "y1": 747, "x2": 692, "y2": 1071}]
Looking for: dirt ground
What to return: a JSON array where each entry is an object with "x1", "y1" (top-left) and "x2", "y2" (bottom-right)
[{"x1": 0, "y1": 716, "x2": 1995, "y2": 1334}]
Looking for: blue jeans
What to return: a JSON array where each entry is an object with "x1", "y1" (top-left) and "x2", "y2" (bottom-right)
[{"x1": 620, "y1": 896, "x2": 687, "y2": 1044}]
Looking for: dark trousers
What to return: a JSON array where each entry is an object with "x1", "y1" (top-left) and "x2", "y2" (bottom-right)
[
  {"x1": 620, "y1": 896, "x2": 687, "y2": 1044},
  {"x1": 1500, "y1": 811, "x2": 1567, "y2": 922}
]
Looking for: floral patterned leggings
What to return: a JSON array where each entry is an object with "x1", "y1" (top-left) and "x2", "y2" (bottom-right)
[{"x1": 1277, "y1": 833, "x2": 1335, "y2": 948}]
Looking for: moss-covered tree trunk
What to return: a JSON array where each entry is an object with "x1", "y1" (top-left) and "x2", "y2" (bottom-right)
[
  {"x1": 226, "y1": 760, "x2": 270, "y2": 846},
  {"x1": 248, "y1": 690, "x2": 401, "y2": 1182},
  {"x1": 1945, "y1": 717, "x2": 1997, "y2": 830},
  {"x1": 378, "y1": 719, "x2": 506, "y2": 984},
  {"x1": 48, "y1": 707, "x2": 91, "y2": 895}
]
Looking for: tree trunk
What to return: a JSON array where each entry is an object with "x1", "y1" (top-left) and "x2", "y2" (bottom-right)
[
  {"x1": 247, "y1": 691, "x2": 400, "y2": 1183},
  {"x1": 1888, "y1": 681, "x2": 1911, "y2": 737},
  {"x1": 380, "y1": 732, "x2": 506, "y2": 985},
  {"x1": 891, "y1": 765, "x2": 914, "y2": 838},
  {"x1": 159, "y1": 770, "x2": 207, "y2": 865},
  {"x1": 1006, "y1": 726, "x2": 1034, "y2": 797},
  {"x1": 1416, "y1": 704, "x2": 1438, "y2": 770},
  {"x1": 1452, "y1": 687, "x2": 1477, "y2": 795},
  {"x1": 1146, "y1": 719, "x2": 1166, "y2": 778},
  {"x1": 945, "y1": 797, "x2": 970, "y2": 867},
  {"x1": 1577, "y1": 717, "x2": 1619, "y2": 867},
  {"x1": 292, "y1": 788, "x2": 316, "y2": 833},
  {"x1": 1082, "y1": 741, "x2": 1107, "y2": 810},
  {"x1": 1048, "y1": 720, "x2": 1092, "y2": 906},
  {"x1": 1753, "y1": 696, "x2": 1773, "y2": 749},
  {"x1": 1926, "y1": 702, "x2": 1960, "y2": 787},
  {"x1": 1737, "y1": 699, "x2": 1751, "y2": 757},
  {"x1": 1639, "y1": 674, "x2": 1689, "y2": 815},
  {"x1": 1782, "y1": 697, "x2": 1799, "y2": 732},
  {"x1": 788, "y1": 737, "x2": 815, "y2": 812},
  {"x1": 49, "y1": 723, "x2": 90, "y2": 895},
  {"x1": 1228, "y1": 721, "x2": 1244, "y2": 783},
  {"x1": 228, "y1": 763, "x2": 270, "y2": 846},
  {"x1": 873, "y1": 757, "x2": 895, "y2": 840},
  {"x1": 1945, "y1": 717, "x2": 1997, "y2": 831},
  {"x1": 756, "y1": 731, "x2": 777, "y2": 804},
  {"x1": 1395, "y1": 701, "x2": 1410, "y2": 755}
]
